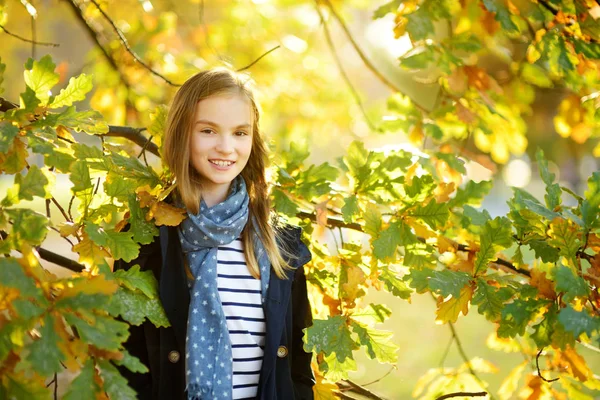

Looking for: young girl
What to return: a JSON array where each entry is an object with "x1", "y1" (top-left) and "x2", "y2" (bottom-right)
[{"x1": 116, "y1": 68, "x2": 315, "y2": 400}]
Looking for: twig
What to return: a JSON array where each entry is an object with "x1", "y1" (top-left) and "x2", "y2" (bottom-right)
[
  {"x1": 436, "y1": 392, "x2": 488, "y2": 400},
  {"x1": 49, "y1": 226, "x2": 75, "y2": 247},
  {"x1": 50, "y1": 196, "x2": 71, "y2": 222},
  {"x1": 237, "y1": 45, "x2": 280, "y2": 71},
  {"x1": 0, "y1": 25, "x2": 59, "y2": 47},
  {"x1": 198, "y1": 0, "x2": 225, "y2": 62},
  {"x1": 320, "y1": 0, "x2": 430, "y2": 114},
  {"x1": 580, "y1": 342, "x2": 600, "y2": 353},
  {"x1": 439, "y1": 333, "x2": 455, "y2": 369},
  {"x1": 30, "y1": 15, "x2": 36, "y2": 59},
  {"x1": 46, "y1": 199, "x2": 51, "y2": 219},
  {"x1": 88, "y1": 0, "x2": 181, "y2": 86},
  {"x1": 313, "y1": 2, "x2": 377, "y2": 132},
  {"x1": 102, "y1": 126, "x2": 159, "y2": 157},
  {"x1": 359, "y1": 366, "x2": 395, "y2": 387},
  {"x1": 68, "y1": 195, "x2": 75, "y2": 221},
  {"x1": 536, "y1": 348, "x2": 560, "y2": 383},
  {"x1": 64, "y1": 0, "x2": 133, "y2": 89}
]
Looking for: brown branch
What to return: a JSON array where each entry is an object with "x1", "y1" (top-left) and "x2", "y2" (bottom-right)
[
  {"x1": 436, "y1": 392, "x2": 488, "y2": 400},
  {"x1": 320, "y1": 0, "x2": 431, "y2": 114},
  {"x1": 0, "y1": 25, "x2": 59, "y2": 47},
  {"x1": 237, "y1": 45, "x2": 281, "y2": 72},
  {"x1": 536, "y1": 348, "x2": 560, "y2": 383},
  {"x1": 0, "y1": 231, "x2": 84, "y2": 273},
  {"x1": 64, "y1": 0, "x2": 133, "y2": 89},
  {"x1": 88, "y1": 0, "x2": 181, "y2": 86},
  {"x1": 313, "y1": 1, "x2": 377, "y2": 132},
  {"x1": 339, "y1": 379, "x2": 386, "y2": 400},
  {"x1": 103, "y1": 126, "x2": 159, "y2": 157}
]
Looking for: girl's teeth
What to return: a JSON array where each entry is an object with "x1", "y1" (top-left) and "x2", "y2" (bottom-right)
[{"x1": 211, "y1": 160, "x2": 233, "y2": 167}]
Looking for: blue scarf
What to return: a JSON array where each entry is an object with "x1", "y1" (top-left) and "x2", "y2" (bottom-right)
[{"x1": 177, "y1": 176, "x2": 271, "y2": 399}]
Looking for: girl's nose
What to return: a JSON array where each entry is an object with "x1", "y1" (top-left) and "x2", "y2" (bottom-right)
[{"x1": 215, "y1": 134, "x2": 234, "y2": 153}]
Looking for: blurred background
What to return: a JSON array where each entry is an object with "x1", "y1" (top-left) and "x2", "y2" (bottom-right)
[{"x1": 1, "y1": 0, "x2": 600, "y2": 397}]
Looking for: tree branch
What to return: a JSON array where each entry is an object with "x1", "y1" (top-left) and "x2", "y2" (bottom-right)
[
  {"x1": 0, "y1": 24, "x2": 59, "y2": 47},
  {"x1": 339, "y1": 379, "x2": 386, "y2": 400},
  {"x1": 102, "y1": 126, "x2": 159, "y2": 157},
  {"x1": 0, "y1": 231, "x2": 84, "y2": 273},
  {"x1": 319, "y1": 0, "x2": 431, "y2": 114},
  {"x1": 436, "y1": 392, "x2": 488, "y2": 400},
  {"x1": 313, "y1": 1, "x2": 377, "y2": 132},
  {"x1": 237, "y1": 45, "x2": 281, "y2": 71},
  {"x1": 88, "y1": 0, "x2": 181, "y2": 86},
  {"x1": 64, "y1": 0, "x2": 133, "y2": 89},
  {"x1": 536, "y1": 348, "x2": 560, "y2": 383}
]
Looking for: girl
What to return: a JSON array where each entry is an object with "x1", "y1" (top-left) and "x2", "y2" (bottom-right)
[{"x1": 116, "y1": 68, "x2": 315, "y2": 400}]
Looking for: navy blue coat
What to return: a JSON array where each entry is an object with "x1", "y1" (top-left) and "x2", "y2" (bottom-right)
[{"x1": 115, "y1": 225, "x2": 315, "y2": 400}]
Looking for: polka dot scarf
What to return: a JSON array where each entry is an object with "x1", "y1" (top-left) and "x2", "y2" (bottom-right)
[{"x1": 177, "y1": 176, "x2": 270, "y2": 399}]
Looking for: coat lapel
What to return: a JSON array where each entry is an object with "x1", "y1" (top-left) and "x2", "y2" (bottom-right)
[{"x1": 159, "y1": 226, "x2": 190, "y2": 351}]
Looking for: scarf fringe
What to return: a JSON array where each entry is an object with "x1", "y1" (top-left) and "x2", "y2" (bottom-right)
[{"x1": 186, "y1": 383, "x2": 203, "y2": 400}]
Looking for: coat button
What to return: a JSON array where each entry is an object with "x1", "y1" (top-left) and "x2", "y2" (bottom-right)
[
  {"x1": 277, "y1": 345, "x2": 288, "y2": 358},
  {"x1": 168, "y1": 350, "x2": 180, "y2": 363}
]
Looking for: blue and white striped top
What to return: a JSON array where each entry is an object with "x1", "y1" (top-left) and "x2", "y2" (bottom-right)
[{"x1": 217, "y1": 238, "x2": 265, "y2": 400}]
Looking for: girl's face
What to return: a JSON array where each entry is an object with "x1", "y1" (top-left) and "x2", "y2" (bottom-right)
[{"x1": 189, "y1": 93, "x2": 254, "y2": 197}]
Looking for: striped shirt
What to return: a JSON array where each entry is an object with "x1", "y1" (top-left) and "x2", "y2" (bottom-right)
[{"x1": 217, "y1": 238, "x2": 265, "y2": 400}]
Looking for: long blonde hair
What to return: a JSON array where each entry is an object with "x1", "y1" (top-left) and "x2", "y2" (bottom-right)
[{"x1": 163, "y1": 67, "x2": 292, "y2": 279}]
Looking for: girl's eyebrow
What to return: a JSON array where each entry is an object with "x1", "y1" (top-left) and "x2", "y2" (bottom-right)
[{"x1": 195, "y1": 119, "x2": 251, "y2": 129}]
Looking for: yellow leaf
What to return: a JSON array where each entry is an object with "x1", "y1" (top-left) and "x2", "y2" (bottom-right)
[
  {"x1": 72, "y1": 234, "x2": 111, "y2": 268},
  {"x1": 409, "y1": 123, "x2": 424, "y2": 145},
  {"x1": 530, "y1": 270, "x2": 557, "y2": 300},
  {"x1": 434, "y1": 182, "x2": 456, "y2": 203},
  {"x1": 148, "y1": 201, "x2": 187, "y2": 226},
  {"x1": 58, "y1": 222, "x2": 80, "y2": 237},
  {"x1": 406, "y1": 217, "x2": 437, "y2": 239},
  {"x1": 556, "y1": 347, "x2": 592, "y2": 382},
  {"x1": 56, "y1": 125, "x2": 75, "y2": 142},
  {"x1": 435, "y1": 285, "x2": 473, "y2": 324},
  {"x1": 313, "y1": 376, "x2": 338, "y2": 400},
  {"x1": 58, "y1": 274, "x2": 118, "y2": 299},
  {"x1": 498, "y1": 361, "x2": 527, "y2": 400},
  {"x1": 341, "y1": 263, "x2": 366, "y2": 305}
]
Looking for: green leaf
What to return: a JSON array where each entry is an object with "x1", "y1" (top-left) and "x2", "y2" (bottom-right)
[
  {"x1": 472, "y1": 279, "x2": 512, "y2": 322},
  {"x1": 64, "y1": 312, "x2": 129, "y2": 351},
  {"x1": 428, "y1": 270, "x2": 472, "y2": 298},
  {"x1": 558, "y1": 305, "x2": 600, "y2": 340},
  {"x1": 107, "y1": 287, "x2": 170, "y2": 327},
  {"x1": 0, "y1": 258, "x2": 43, "y2": 300},
  {"x1": 462, "y1": 205, "x2": 491, "y2": 227},
  {"x1": 0, "y1": 56, "x2": 5, "y2": 95},
  {"x1": 448, "y1": 33, "x2": 482, "y2": 52},
  {"x1": 16, "y1": 165, "x2": 49, "y2": 201},
  {"x1": 531, "y1": 306, "x2": 556, "y2": 348},
  {"x1": 4, "y1": 209, "x2": 49, "y2": 246},
  {"x1": 373, "y1": 0, "x2": 402, "y2": 19},
  {"x1": 49, "y1": 74, "x2": 93, "y2": 108},
  {"x1": 435, "y1": 152, "x2": 466, "y2": 174},
  {"x1": 63, "y1": 358, "x2": 100, "y2": 400},
  {"x1": 521, "y1": 63, "x2": 553, "y2": 88},
  {"x1": 573, "y1": 39, "x2": 600, "y2": 59},
  {"x1": 406, "y1": 8, "x2": 435, "y2": 41},
  {"x1": 44, "y1": 148, "x2": 76, "y2": 173},
  {"x1": 127, "y1": 194, "x2": 159, "y2": 245},
  {"x1": 535, "y1": 149, "x2": 561, "y2": 210},
  {"x1": 0, "y1": 121, "x2": 19, "y2": 153},
  {"x1": 23, "y1": 55, "x2": 59, "y2": 105},
  {"x1": 69, "y1": 160, "x2": 93, "y2": 193},
  {"x1": 320, "y1": 352, "x2": 357, "y2": 382},
  {"x1": 528, "y1": 240, "x2": 560, "y2": 263},
  {"x1": 109, "y1": 152, "x2": 160, "y2": 187},
  {"x1": 341, "y1": 195, "x2": 360, "y2": 224},
  {"x1": 423, "y1": 123, "x2": 444, "y2": 140},
  {"x1": 404, "y1": 242, "x2": 436, "y2": 268},
  {"x1": 372, "y1": 219, "x2": 417, "y2": 260},
  {"x1": 482, "y1": 0, "x2": 519, "y2": 34},
  {"x1": 449, "y1": 180, "x2": 492, "y2": 208},
  {"x1": 400, "y1": 47, "x2": 436, "y2": 69},
  {"x1": 304, "y1": 315, "x2": 358, "y2": 362},
  {"x1": 26, "y1": 314, "x2": 65, "y2": 376},
  {"x1": 51, "y1": 106, "x2": 109, "y2": 134},
  {"x1": 548, "y1": 219, "x2": 581, "y2": 267},
  {"x1": 378, "y1": 267, "x2": 412, "y2": 299},
  {"x1": 498, "y1": 298, "x2": 547, "y2": 338},
  {"x1": 19, "y1": 85, "x2": 41, "y2": 114},
  {"x1": 104, "y1": 174, "x2": 135, "y2": 201},
  {"x1": 12, "y1": 298, "x2": 45, "y2": 320},
  {"x1": 581, "y1": 172, "x2": 600, "y2": 229},
  {"x1": 343, "y1": 141, "x2": 371, "y2": 192},
  {"x1": 114, "y1": 264, "x2": 158, "y2": 299},
  {"x1": 363, "y1": 203, "x2": 382, "y2": 238},
  {"x1": 409, "y1": 200, "x2": 449, "y2": 229},
  {"x1": 98, "y1": 359, "x2": 138, "y2": 400},
  {"x1": 113, "y1": 349, "x2": 149, "y2": 374},
  {"x1": 350, "y1": 303, "x2": 392, "y2": 325},
  {"x1": 350, "y1": 321, "x2": 398, "y2": 363},
  {"x1": 555, "y1": 265, "x2": 590, "y2": 302},
  {"x1": 272, "y1": 188, "x2": 299, "y2": 217},
  {"x1": 405, "y1": 268, "x2": 434, "y2": 293},
  {"x1": 522, "y1": 199, "x2": 560, "y2": 220},
  {"x1": 1, "y1": 374, "x2": 50, "y2": 400},
  {"x1": 85, "y1": 223, "x2": 140, "y2": 262},
  {"x1": 473, "y1": 217, "x2": 513, "y2": 276}
]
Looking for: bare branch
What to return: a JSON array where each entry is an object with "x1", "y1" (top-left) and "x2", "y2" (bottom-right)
[
  {"x1": 0, "y1": 25, "x2": 59, "y2": 47},
  {"x1": 313, "y1": 2, "x2": 377, "y2": 132},
  {"x1": 536, "y1": 348, "x2": 560, "y2": 383},
  {"x1": 319, "y1": 0, "x2": 431, "y2": 114},
  {"x1": 237, "y1": 45, "x2": 281, "y2": 71},
  {"x1": 103, "y1": 126, "x2": 160, "y2": 157},
  {"x1": 88, "y1": 0, "x2": 181, "y2": 86},
  {"x1": 436, "y1": 392, "x2": 488, "y2": 400},
  {"x1": 339, "y1": 379, "x2": 386, "y2": 400}
]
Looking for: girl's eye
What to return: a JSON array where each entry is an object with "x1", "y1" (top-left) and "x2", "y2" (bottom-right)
[
  {"x1": 201, "y1": 129, "x2": 215, "y2": 134},
  {"x1": 235, "y1": 131, "x2": 248, "y2": 136}
]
